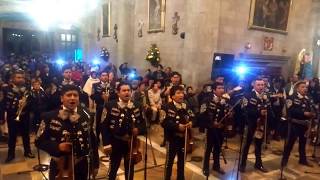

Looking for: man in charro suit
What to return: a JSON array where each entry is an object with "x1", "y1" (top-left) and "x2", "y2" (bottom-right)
[
  {"x1": 50, "y1": 66, "x2": 89, "y2": 110},
  {"x1": 200, "y1": 82, "x2": 230, "y2": 175},
  {"x1": 281, "y1": 81, "x2": 314, "y2": 167},
  {"x1": 239, "y1": 78, "x2": 269, "y2": 173},
  {"x1": 35, "y1": 85, "x2": 99, "y2": 180},
  {"x1": 0, "y1": 70, "x2": 35, "y2": 163},
  {"x1": 102, "y1": 82, "x2": 146, "y2": 180},
  {"x1": 162, "y1": 85, "x2": 194, "y2": 180},
  {"x1": 91, "y1": 71, "x2": 109, "y2": 144}
]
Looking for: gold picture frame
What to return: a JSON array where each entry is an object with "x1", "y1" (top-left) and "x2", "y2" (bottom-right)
[
  {"x1": 148, "y1": 0, "x2": 166, "y2": 33},
  {"x1": 248, "y1": 0, "x2": 292, "y2": 34},
  {"x1": 102, "y1": 2, "x2": 111, "y2": 37}
]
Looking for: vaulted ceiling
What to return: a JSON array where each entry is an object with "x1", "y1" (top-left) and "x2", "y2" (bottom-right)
[{"x1": 0, "y1": 0, "x2": 32, "y2": 21}]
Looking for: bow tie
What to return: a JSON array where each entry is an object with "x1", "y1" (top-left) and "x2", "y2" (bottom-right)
[
  {"x1": 62, "y1": 80, "x2": 74, "y2": 85},
  {"x1": 118, "y1": 101, "x2": 134, "y2": 109},
  {"x1": 58, "y1": 109, "x2": 80, "y2": 123},
  {"x1": 12, "y1": 86, "x2": 26, "y2": 94}
]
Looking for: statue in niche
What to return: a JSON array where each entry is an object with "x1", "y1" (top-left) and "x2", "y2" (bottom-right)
[
  {"x1": 138, "y1": 20, "x2": 144, "y2": 38},
  {"x1": 153, "y1": 0, "x2": 161, "y2": 23},
  {"x1": 172, "y1": 12, "x2": 180, "y2": 35},
  {"x1": 113, "y1": 24, "x2": 118, "y2": 43},
  {"x1": 295, "y1": 49, "x2": 313, "y2": 80},
  {"x1": 97, "y1": 28, "x2": 101, "y2": 41}
]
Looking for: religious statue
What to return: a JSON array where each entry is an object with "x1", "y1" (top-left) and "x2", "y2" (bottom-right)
[
  {"x1": 294, "y1": 49, "x2": 313, "y2": 80},
  {"x1": 153, "y1": 0, "x2": 161, "y2": 23},
  {"x1": 172, "y1": 12, "x2": 180, "y2": 35},
  {"x1": 97, "y1": 28, "x2": 101, "y2": 41},
  {"x1": 113, "y1": 24, "x2": 118, "y2": 43},
  {"x1": 138, "y1": 20, "x2": 144, "y2": 38}
]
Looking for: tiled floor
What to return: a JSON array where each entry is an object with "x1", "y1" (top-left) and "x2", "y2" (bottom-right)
[{"x1": 1, "y1": 125, "x2": 320, "y2": 180}]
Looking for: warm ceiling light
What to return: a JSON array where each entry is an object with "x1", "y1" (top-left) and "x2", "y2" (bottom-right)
[{"x1": 26, "y1": 0, "x2": 99, "y2": 30}]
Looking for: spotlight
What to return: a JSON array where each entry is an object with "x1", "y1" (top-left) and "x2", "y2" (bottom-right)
[
  {"x1": 129, "y1": 72, "x2": 136, "y2": 79},
  {"x1": 235, "y1": 65, "x2": 248, "y2": 76},
  {"x1": 56, "y1": 59, "x2": 65, "y2": 66},
  {"x1": 92, "y1": 58, "x2": 100, "y2": 65}
]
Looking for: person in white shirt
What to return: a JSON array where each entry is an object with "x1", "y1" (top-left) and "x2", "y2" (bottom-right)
[
  {"x1": 83, "y1": 71, "x2": 100, "y2": 111},
  {"x1": 148, "y1": 82, "x2": 162, "y2": 122}
]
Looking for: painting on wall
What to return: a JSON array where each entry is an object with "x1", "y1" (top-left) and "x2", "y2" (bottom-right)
[
  {"x1": 102, "y1": 2, "x2": 111, "y2": 37},
  {"x1": 248, "y1": 0, "x2": 292, "y2": 34},
  {"x1": 148, "y1": 0, "x2": 166, "y2": 33}
]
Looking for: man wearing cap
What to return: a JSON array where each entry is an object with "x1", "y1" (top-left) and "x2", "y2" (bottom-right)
[{"x1": 281, "y1": 81, "x2": 315, "y2": 167}]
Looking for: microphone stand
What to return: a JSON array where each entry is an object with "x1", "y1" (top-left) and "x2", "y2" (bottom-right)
[
  {"x1": 311, "y1": 107, "x2": 320, "y2": 164},
  {"x1": 279, "y1": 100, "x2": 291, "y2": 180},
  {"x1": 32, "y1": 147, "x2": 49, "y2": 179},
  {"x1": 83, "y1": 108, "x2": 95, "y2": 180},
  {"x1": 32, "y1": 122, "x2": 49, "y2": 180},
  {"x1": 236, "y1": 95, "x2": 245, "y2": 180},
  {"x1": 128, "y1": 134, "x2": 134, "y2": 180},
  {"x1": 143, "y1": 109, "x2": 149, "y2": 180},
  {"x1": 279, "y1": 118, "x2": 290, "y2": 180}
]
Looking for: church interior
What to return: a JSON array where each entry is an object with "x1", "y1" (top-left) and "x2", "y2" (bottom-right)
[{"x1": 1, "y1": 0, "x2": 320, "y2": 180}]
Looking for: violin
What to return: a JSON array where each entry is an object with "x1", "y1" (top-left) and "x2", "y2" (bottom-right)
[
  {"x1": 127, "y1": 112, "x2": 142, "y2": 165},
  {"x1": 185, "y1": 128, "x2": 193, "y2": 154},
  {"x1": 254, "y1": 106, "x2": 268, "y2": 139},
  {"x1": 182, "y1": 110, "x2": 193, "y2": 154},
  {"x1": 56, "y1": 131, "x2": 74, "y2": 180},
  {"x1": 127, "y1": 135, "x2": 142, "y2": 164}
]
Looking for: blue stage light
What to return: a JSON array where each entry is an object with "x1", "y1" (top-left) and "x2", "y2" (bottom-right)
[
  {"x1": 56, "y1": 59, "x2": 65, "y2": 66},
  {"x1": 129, "y1": 72, "x2": 136, "y2": 79},
  {"x1": 92, "y1": 58, "x2": 100, "y2": 65},
  {"x1": 235, "y1": 65, "x2": 248, "y2": 75}
]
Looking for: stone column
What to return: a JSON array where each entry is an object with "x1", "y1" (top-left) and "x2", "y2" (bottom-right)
[{"x1": 311, "y1": 0, "x2": 320, "y2": 77}]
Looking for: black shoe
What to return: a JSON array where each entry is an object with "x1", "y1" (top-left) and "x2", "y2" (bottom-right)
[
  {"x1": 281, "y1": 160, "x2": 288, "y2": 167},
  {"x1": 203, "y1": 169, "x2": 209, "y2": 176},
  {"x1": 273, "y1": 136, "x2": 281, "y2": 141},
  {"x1": 213, "y1": 167, "x2": 225, "y2": 175},
  {"x1": 24, "y1": 152, "x2": 35, "y2": 158},
  {"x1": 239, "y1": 166, "x2": 246, "y2": 173},
  {"x1": 5, "y1": 155, "x2": 15, "y2": 163},
  {"x1": 254, "y1": 164, "x2": 268, "y2": 173},
  {"x1": 299, "y1": 161, "x2": 313, "y2": 167},
  {"x1": 0, "y1": 135, "x2": 8, "y2": 142}
]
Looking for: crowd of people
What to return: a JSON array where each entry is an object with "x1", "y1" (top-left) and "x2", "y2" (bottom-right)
[{"x1": 0, "y1": 53, "x2": 320, "y2": 180}]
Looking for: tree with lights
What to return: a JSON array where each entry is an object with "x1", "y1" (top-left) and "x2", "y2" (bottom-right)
[
  {"x1": 100, "y1": 47, "x2": 110, "y2": 62},
  {"x1": 145, "y1": 44, "x2": 160, "y2": 67}
]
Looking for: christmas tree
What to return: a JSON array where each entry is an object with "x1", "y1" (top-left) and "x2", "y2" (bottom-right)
[{"x1": 145, "y1": 44, "x2": 160, "y2": 67}]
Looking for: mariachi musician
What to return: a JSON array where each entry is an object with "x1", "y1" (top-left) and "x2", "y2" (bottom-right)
[
  {"x1": 0, "y1": 70, "x2": 35, "y2": 163},
  {"x1": 49, "y1": 66, "x2": 89, "y2": 111},
  {"x1": 35, "y1": 85, "x2": 99, "y2": 180},
  {"x1": 240, "y1": 78, "x2": 270, "y2": 173},
  {"x1": 162, "y1": 85, "x2": 194, "y2": 180},
  {"x1": 281, "y1": 81, "x2": 315, "y2": 167},
  {"x1": 200, "y1": 82, "x2": 231, "y2": 175},
  {"x1": 102, "y1": 82, "x2": 146, "y2": 180},
  {"x1": 91, "y1": 71, "x2": 110, "y2": 144}
]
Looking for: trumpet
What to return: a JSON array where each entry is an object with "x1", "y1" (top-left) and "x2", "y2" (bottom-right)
[
  {"x1": 15, "y1": 91, "x2": 29, "y2": 122},
  {"x1": 101, "y1": 88, "x2": 110, "y2": 122}
]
